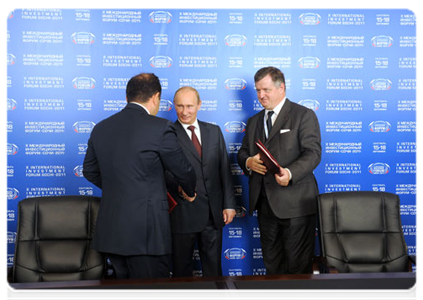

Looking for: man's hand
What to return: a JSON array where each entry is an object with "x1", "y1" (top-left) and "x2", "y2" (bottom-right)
[
  {"x1": 178, "y1": 186, "x2": 197, "y2": 202},
  {"x1": 246, "y1": 154, "x2": 267, "y2": 175},
  {"x1": 275, "y1": 167, "x2": 290, "y2": 186},
  {"x1": 223, "y1": 209, "x2": 236, "y2": 225}
]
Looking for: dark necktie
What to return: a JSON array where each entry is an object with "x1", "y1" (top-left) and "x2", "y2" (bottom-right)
[
  {"x1": 266, "y1": 111, "x2": 274, "y2": 139},
  {"x1": 188, "y1": 125, "x2": 202, "y2": 157}
]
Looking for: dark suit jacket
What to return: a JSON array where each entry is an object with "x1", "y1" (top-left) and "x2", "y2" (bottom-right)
[
  {"x1": 237, "y1": 99, "x2": 321, "y2": 219},
  {"x1": 83, "y1": 103, "x2": 196, "y2": 256},
  {"x1": 166, "y1": 120, "x2": 236, "y2": 234}
]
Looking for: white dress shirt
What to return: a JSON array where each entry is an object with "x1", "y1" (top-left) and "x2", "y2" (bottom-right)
[
  {"x1": 130, "y1": 101, "x2": 151, "y2": 115},
  {"x1": 178, "y1": 119, "x2": 202, "y2": 145},
  {"x1": 263, "y1": 97, "x2": 286, "y2": 139},
  {"x1": 247, "y1": 97, "x2": 292, "y2": 180}
]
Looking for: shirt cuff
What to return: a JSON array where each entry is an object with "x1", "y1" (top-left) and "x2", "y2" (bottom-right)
[
  {"x1": 285, "y1": 168, "x2": 292, "y2": 181},
  {"x1": 245, "y1": 157, "x2": 253, "y2": 175}
]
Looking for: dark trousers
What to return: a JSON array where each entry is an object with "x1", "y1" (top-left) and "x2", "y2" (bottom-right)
[
  {"x1": 171, "y1": 216, "x2": 222, "y2": 277},
  {"x1": 106, "y1": 253, "x2": 171, "y2": 279},
  {"x1": 257, "y1": 195, "x2": 316, "y2": 275}
]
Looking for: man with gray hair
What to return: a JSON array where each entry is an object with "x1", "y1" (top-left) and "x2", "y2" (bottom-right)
[{"x1": 238, "y1": 67, "x2": 321, "y2": 274}]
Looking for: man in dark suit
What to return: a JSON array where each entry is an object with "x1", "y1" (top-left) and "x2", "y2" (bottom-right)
[
  {"x1": 83, "y1": 73, "x2": 196, "y2": 279},
  {"x1": 237, "y1": 67, "x2": 321, "y2": 274},
  {"x1": 166, "y1": 86, "x2": 236, "y2": 277}
]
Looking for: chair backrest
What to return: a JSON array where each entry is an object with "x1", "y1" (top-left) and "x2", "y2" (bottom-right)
[
  {"x1": 12, "y1": 196, "x2": 106, "y2": 282},
  {"x1": 317, "y1": 191, "x2": 409, "y2": 273}
]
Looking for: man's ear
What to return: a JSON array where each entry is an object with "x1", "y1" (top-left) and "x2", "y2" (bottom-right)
[{"x1": 151, "y1": 92, "x2": 160, "y2": 106}]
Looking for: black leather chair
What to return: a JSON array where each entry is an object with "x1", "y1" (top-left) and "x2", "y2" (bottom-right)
[
  {"x1": 317, "y1": 191, "x2": 414, "y2": 273},
  {"x1": 11, "y1": 196, "x2": 107, "y2": 282}
]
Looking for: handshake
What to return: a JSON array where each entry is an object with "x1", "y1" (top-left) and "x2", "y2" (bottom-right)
[{"x1": 178, "y1": 186, "x2": 196, "y2": 202}]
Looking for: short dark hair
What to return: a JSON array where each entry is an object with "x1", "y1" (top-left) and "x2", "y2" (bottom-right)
[
  {"x1": 126, "y1": 73, "x2": 162, "y2": 103},
  {"x1": 254, "y1": 67, "x2": 285, "y2": 87}
]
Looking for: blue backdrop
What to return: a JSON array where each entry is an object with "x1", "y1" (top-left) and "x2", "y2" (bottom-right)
[{"x1": 7, "y1": 9, "x2": 416, "y2": 276}]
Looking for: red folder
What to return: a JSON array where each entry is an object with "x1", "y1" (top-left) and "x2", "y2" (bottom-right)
[
  {"x1": 255, "y1": 139, "x2": 281, "y2": 175},
  {"x1": 167, "y1": 192, "x2": 177, "y2": 213}
]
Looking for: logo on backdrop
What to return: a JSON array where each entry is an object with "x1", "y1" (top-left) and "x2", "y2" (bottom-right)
[
  {"x1": 4, "y1": 8, "x2": 15, "y2": 20},
  {"x1": 235, "y1": 206, "x2": 247, "y2": 218},
  {"x1": 224, "y1": 248, "x2": 247, "y2": 260},
  {"x1": 7, "y1": 54, "x2": 16, "y2": 66},
  {"x1": 368, "y1": 121, "x2": 391, "y2": 132},
  {"x1": 149, "y1": 11, "x2": 172, "y2": 23},
  {"x1": 73, "y1": 121, "x2": 96, "y2": 133},
  {"x1": 71, "y1": 32, "x2": 95, "y2": 44},
  {"x1": 224, "y1": 121, "x2": 246, "y2": 133},
  {"x1": 159, "y1": 100, "x2": 173, "y2": 112},
  {"x1": 299, "y1": 99, "x2": 320, "y2": 111},
  {"x1": 371, "y1": 35, "x2": 393, "y2": 47},
  {"x1": 224, "y1": 34, "x2": 247, "y2": 47},
  {"x1": 73, "y1": 165, "x2": 84, "y2": 177},
  {"x1": 72, "y1": 77, "x2": 96, "y2": 89},
  {"x1": 298, "y1": 57, "x2": 320, "y2": 69},
  {"x1": 230, "y1": 164, "x2": 244, "y2": 176},
  {"x1": 7, "y1": 144, "x2": 18, "y2": 155},
  {"x1": 7, "y1": 188, "x2": 19, "y2": 200},
  {"x1": 7, "y1": 99, "x2": 17, "y2": 111},
  {"x1": 370, "y1": 79, "x2": 392, "y2": 90},
  {"x1": 368, "y1": 163, "x2": 390, "y2": 174},
  {"x1": 149, "y1": 56, "x2": 172, "y2": 68},
  {"x1": 299, "y1": 13, "x2": 321, "y2": 25},
  {"x1": 224, "y1": 78, "x2": 247, "y2": 90}
]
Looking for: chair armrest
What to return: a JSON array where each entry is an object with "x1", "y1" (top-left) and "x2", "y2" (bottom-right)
[{"x1": 408, "y1": 255, "x2": 420, "y2": 268}]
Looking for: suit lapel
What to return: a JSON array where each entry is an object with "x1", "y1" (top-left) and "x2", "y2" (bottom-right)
[
  {"x1": 254, "y1": 110, "x2": 266, "y2": 143},
  {"x1": 266, "y1": 99, "x2": 292, "y2": 144},
  {"x1": 198, "y1": 121, "x2": 209, "y2": 163},
  {"x1": 174, "y1": 120, "x2": 202, "y2": 163}
]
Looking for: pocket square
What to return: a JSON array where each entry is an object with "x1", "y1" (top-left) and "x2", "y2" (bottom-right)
[{"x1": 280, "y1": 129, "x2": 290, "y2": 134}]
